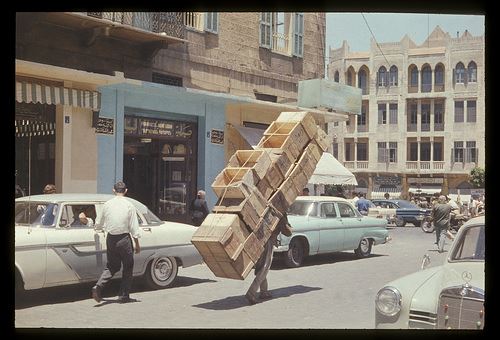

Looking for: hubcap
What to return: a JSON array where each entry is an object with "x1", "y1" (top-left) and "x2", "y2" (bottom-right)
[
  {"x1": 360, "y1": 239, "x2": 369, "y2": 253},
  {"x1": 154, "y1": 258, "x2": 173, "y2": 282}
]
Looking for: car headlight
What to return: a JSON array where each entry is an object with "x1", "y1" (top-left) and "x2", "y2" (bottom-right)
[{"x1": 375, "y1": 286, "x2": 402, "y2": 316}]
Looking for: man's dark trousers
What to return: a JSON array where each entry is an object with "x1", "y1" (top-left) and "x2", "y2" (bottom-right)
[{"x1": 96, "y1": 233, "x2": 134, "y2": 298}]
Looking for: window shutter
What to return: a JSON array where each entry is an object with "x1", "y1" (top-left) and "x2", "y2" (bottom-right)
[
  {"x1": 452, "y1": 68, "x2": 455, "y2": 85},
  {"x1": 451, "y1": 148, "x2": 454, "y2": 164},
  {"x1": 376, "y1": 71, "x2": 379, "y2": 89},
  {"x1": 293, "y1": 13, "x2": 304, "y2": 57},
  {"x1": 385, "y1": 71, "x2": 389, "y2": 88},
  {"x1": 205, "y1": 12, "x2": 218, "y2": 33},
  {"x1": 259, "y1": 13, "x2": 272, "y2": 49}
]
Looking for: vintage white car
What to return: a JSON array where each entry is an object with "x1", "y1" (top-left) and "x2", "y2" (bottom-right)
[
  {"x1": 15, "y1": 194, "x2": 203, "y2": 293},
  {"x1": 375, "y1": 216, "x2": 485, "y2": 329}
]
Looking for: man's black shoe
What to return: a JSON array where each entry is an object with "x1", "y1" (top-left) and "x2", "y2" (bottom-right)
[
  {"x1": 92, "y1": 286, "x2": 102, "y2": 303},
  {"x1": 117, "y1": 296, "x2": 133, "y2": 303}
]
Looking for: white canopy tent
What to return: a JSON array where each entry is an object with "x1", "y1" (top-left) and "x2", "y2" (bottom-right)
[{"x1": 308, "y1": 152, "x2": 358, "y2": 186}]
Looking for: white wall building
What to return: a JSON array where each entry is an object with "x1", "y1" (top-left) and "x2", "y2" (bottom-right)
[{"x1": 328, "y1": 26, "x2": 485, "y2": 201}]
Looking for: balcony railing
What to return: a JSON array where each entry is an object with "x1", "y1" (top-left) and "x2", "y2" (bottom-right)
[
  {"x1": 408, "y1": 85, "x2": 418, "y2": 93},
  {"x1": 434, "y1": 84, "x2": 445, "y2": 92},
  {"x1": 272, "y1": 32, "x2": 291, "y2": 55},
  {"x1": 357, "y1": 124, "x2": 368, "y2": 133},
  {"x1": 406, "y1": 161, "x2": 445, "y2": 171},
  {"x1": 183, "y1": 12, "x2": 204, "y2": 31},
  {"x1": 421, "y1": 83, "x2": 432, "y2": 93},
  {"x1": 357, "y1": 161, "x2": 369, "y2": 169},
  {"x1": 344, "y1": 161, "x2": 355, "y2": 169},
  {"x1": 86, "y1": 12, "x2": 185, "y2": 39},
  {"x1": 407, "y1": 123, "x2": 417, "y2": 132},
  {"x1": 434, "y1": 123, "x2": 444, "y2": 131},
  {"x1": 421, "y1": 123, "x2": 430, "y2": 132}
]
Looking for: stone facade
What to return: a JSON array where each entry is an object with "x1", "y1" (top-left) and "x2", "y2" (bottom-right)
[{"x1": 327, "y1": 26, "x2": 485, "y2": 199}]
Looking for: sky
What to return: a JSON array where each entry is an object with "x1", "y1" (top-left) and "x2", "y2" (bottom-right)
[{"x1": 326, "y1": 13, "x2": 485, "y2": 52}]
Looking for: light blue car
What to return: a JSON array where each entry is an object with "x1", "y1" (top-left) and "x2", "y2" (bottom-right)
[{"x1": 274, "y1": 196, "x2": 390, "y2": 267}]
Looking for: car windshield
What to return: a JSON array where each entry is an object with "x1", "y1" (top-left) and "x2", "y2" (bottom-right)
[
  {"x1": 451, "y1": 225, "x2": 485, "y2": 261},
  {"x1": 288, "y1": 201, "x2": 317, "y2": 217},
  {"x1": 143, "y1": 208, "x2": 163, "y2": 225},
  {"x1": 395, "y1": 200, "x2": 419, "y2": 209},
  {"x1": 15, "y1": 202, "x2": 58, "y2": 226}
]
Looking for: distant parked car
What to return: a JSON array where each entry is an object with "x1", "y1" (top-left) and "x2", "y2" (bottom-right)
[
  {"x1": 15, "y1": 194, "x2": 203, "y2": 293},
  {"x1": 274, "y1": 196, "x2": 390, "y2": 267},
  {"x1": 375, "y1": 216, "x2": 485, "y2": 329},
  {"x1": 371, "y1": 199, "x2": 431, "y2": 228}
]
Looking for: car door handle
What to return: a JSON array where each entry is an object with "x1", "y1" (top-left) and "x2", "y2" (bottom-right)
[{"x1": 142, "y1": 227, "x2": 152, "y2": 232}]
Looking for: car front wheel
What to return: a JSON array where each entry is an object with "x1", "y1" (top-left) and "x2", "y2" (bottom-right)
[
  {"x1": 144, "y1": 256, "x2": 178, "y2": 289},
  {"x1": 354, "y1": 238, "x2": 372, "y2": 258},
  {"x1": 284, "y1": 238, "x2": 306, "y2": 268}
]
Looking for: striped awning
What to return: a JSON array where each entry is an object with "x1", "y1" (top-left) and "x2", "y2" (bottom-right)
[
  {"x1": 15, "y1": 120, "x2": 56, "y2": 138},
  {"x1": 16, "y1": 81, "x2": 100, "y2": 111}
]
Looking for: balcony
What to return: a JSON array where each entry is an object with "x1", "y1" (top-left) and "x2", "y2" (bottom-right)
[
  {"x1": 406, "y1": 161, "x2": 445, "y2": 172},
  {"x1": 407, "y1": 123, "x2": 417, "y2": 132},
  {"x1": 343, "y1": 161, "x2": 368, "y2": 170},
  {"x1": 42, "y1": 12, "x2": 187, "y2": 55},
  {"x1": 344, "y1": 161, "x2": 355, "y2": 169},
  {"x1": 272, "y1": 32, "x2": 291, "y2": 55},
  {"x1": 434, "y1": 84, "x2": 445, "y2": 92},
  {"x1": 183, "y1": 12, "x2": 204, "y2": 31},
  {"x1": 434, "y1": 123, "x2": 444, "y2": 131}
]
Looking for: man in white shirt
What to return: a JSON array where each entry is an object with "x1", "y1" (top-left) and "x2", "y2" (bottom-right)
[{"x1": 92, "y1": 181, "x2": 141, "y2": 303}]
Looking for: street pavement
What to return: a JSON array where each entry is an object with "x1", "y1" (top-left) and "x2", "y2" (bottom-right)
[{"x1": 14, "y1": 225, "x2": 452, "y2": 329}]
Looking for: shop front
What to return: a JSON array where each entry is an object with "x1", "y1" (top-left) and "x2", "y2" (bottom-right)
[{"x1": 123, "y1": 116, "x2": 197, "y2": 223}]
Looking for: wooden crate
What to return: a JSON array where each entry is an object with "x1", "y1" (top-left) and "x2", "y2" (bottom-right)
[
  {"x1": 269, "y1": 176, "x2": 300, "y2": 213},
  {"x1": 263, "y1": 121, "x2": 310, "y2": 152},
  {"x1": 211, "y1": 167, "x2": 258, "y2": 199},
  {"x1": 257, "y1": 134, "x2": 301, "y2": 160},
  {"x1": 262, "y1": 162, "x2": 284, "y2": 191},
  {"x1": 191, "y1": 213, "x2": 248, "y2": 262},
  {"x1": 212, "y1": 188, "x2": 267, "y2": 229},
  {"x1": 203, "y1": 250, "x2": 255, "y2": 280},
  {"x1": 265, "y1": 149, "x2": 294, "y2": 179},
  {"x1": 314, "y1": 127, "x2": 329, "y2": 152},
  {"x1": 227, "y1": 149, "x2": 272, "y2": 180},
  {"x1": 276, "y1": 111, "x2": 318, "y2": 139},
  {"x1": 256, "y1": 176, "x2": 274, "y2": 200}
]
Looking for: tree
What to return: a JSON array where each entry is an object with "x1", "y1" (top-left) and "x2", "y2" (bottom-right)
[{"x1": 469, "y1": 167, "x2": 485, "y2": 188}]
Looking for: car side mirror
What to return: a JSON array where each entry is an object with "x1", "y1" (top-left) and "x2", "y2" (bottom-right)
[{"x1": 420, "y1": 254, "x2": 431, "y2": 270}]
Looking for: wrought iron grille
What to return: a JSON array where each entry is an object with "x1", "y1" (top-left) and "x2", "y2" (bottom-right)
[{"x1": 86, "y1": 12, "x2": 185, "y2": 39}]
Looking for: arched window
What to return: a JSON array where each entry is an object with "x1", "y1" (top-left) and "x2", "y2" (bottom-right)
[
  {"x1": 455, "y1": 62, "x2": 465, "y2": 84},
  {"x1": 358, "y1": 68, "x2": 368, "y2": 94},
  {"x1": 334, "y1": 71, "x2": 340, "y2": 82},
  {"x1": 435, "y1": 64, "x2": 444, "y2": 85},
  {"x1": 346, "y1": 67, "x2": 355, "y2": 86},
  {"x1": 468, "y1": 61, "x2": 477, "y2": 83},
  {"x1": 389, "y1": 66, "x2": 398, "y2": 86},
  {"x1": 378, "y1": 66, "x2": 387, "y2": 87},
  {"x1": 421, "y1": 64, "x2": 432, "y2": 92},
  {"x1": 409, "y1": 65, "x2": 418, "y2": 87}
]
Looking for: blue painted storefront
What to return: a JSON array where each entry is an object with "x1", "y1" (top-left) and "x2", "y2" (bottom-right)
[{"x1": 96, "y1": 81, "x2": 230, "y2": 208}]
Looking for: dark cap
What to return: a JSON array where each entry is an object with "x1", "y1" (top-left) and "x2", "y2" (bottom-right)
[{"x1": 113, "y1": 181, "x2": 127, "y2": 193}]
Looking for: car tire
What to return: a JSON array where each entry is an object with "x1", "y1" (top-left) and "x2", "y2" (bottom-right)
[
  {"x1": 354, "y1": 238, "x2": 372, "y2": 258},
  {"x1": 144, "y1": 256, "x2": 178, "y2": 289},
  {"x1": 421, "y1": 220, "x2": 435, "y2": 233},
  {"x1": 395, "y1": 217, "x2": 406, "y2": 228},
  {"x1": 284, "y1": 238, "x2": 306, "y2": 268}
]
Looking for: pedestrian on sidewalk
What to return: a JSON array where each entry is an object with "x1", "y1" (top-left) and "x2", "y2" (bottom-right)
[
  {"x1": 191, "y1": 189, "x2": 209, "y2": 226},
  {"x1": 432, "y1": 195, "x2": 452, "y2": 253},
  {"x1": 92, "y1": 181, "x2": 141, "y2": 303},
  {"x1": 245, "y1": 213, "x2": 293, "y2": 305}
]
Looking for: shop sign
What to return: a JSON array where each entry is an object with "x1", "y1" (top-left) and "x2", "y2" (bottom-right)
[
  {"x1": 95, "y1": 117, "x2": 114, "y2": 135},
  {"x1": 139, "y1": 119, "x2": 174, "y2": 136},
  {"x1": 373, "y1": 176, "x2": 401, "y2": 186},
  {"x1": 210, "y1": 129, "x2": 224, "y2": 145},
  {"x1": 408, "y1": 177, "x2": 444, "y2": 184}
]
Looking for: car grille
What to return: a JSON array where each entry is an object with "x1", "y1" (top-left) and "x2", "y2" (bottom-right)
[
  {"x1": 409, "y1": 310, "x2": 437, "y2": 328},
  {"x1": 436, "y1": 285, "x2": 485, "y2": 329}
]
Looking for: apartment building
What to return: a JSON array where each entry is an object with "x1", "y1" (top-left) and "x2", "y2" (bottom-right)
[
  {"x1": 327, "y1": 26, "x2": 485, "y2": 201},
  {"x1": 15, "y1": 12, "x2": 330, "y2": 223}
]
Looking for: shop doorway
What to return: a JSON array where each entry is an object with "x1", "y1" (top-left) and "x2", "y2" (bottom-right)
[
  {"x1": 15, "y1": 103, "x2": 56, "y2": 196},
  {"x1": 123, "y1": 117, "x2": 197, "y2": 224}
]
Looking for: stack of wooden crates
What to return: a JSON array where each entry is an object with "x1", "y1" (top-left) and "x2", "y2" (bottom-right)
[{"x1": 191, "y1": 111, "x2": 328, "y2": 279}]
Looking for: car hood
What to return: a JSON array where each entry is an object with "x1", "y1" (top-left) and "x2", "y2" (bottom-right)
[{"x1": 409, "y1": 261, "x2": 485, "y2": 313}]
